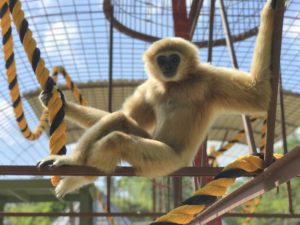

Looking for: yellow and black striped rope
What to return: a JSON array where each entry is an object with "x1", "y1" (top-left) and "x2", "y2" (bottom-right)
[
  {"x1": 52, "y1": 66, "x2": 88, "y2": 106},
  {"x1": 208, "y1": 117, "x2": 258, "y2": 166},
  {"x1": 259, "y1": 117, "x2": 268, "y2": 152},
  {"x1": 96, "y1": 190, "x2": 117, "y2": 225},
  {"x1": 242, "y1": 196, "x2": 262, "y2": 225},
  {"x1": 0, "y1": 0, "x2": 49, "y2": 141},
  {"x1": 150, "y1": 153, "x2": 282, "y2": 225},
  {"x1": 241, "y1": 117, "x2": 267, "y2": 225},
  {"x1": 0, "y1": 0, "x2": 66, "y2": 186}
]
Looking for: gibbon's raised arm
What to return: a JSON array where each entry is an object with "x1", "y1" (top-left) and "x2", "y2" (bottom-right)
[{"x1": 205, "y1": 2, "x2": 274, "y2": 114}]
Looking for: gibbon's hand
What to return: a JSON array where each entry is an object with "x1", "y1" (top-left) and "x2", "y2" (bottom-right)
[
  {"x1": 271, "y1": 0, "x2": 277, "y2": 9},
  {"x1": 39, "y1": 89, "x2": 65, "y2": 109}
]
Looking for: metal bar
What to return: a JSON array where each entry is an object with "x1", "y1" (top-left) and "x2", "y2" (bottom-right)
[
  {"x1": 172, "y1": 0, "x2": 189, "y2": 39},
  {"x1": 279, "y1": 76, "x2": 294, "y2": 214},
  {"x1": 0, "y1": 204, "x2": 4, "y2": 225},
  {"x1": 2, "y1": 211, "x2": 300, "y2": 219},
  {"x1": 188, "y1": 0, "x2": 204, "y2": 39},
  {"x1": 218, "y1": 0, "x2": 257, "y2": 155},
  {"x1": 152, "y1": 179, "x2": 157, "y2": 212},
  {"x1": 264, "y1": 0, "x2": 285, "y2": 166},
  {"x1": 173, "y1": 177, "x2": 182, "y2": 207},
  {"x1": 0, "y1": 166, "x2": 227, "y2": 177},
  {"x1": 199, "y1": 140, "x2": 209, "y2": 187},
  {"x1": 106, "y1": 176, "x2": 111, "y2": 213},
  {"x1": 224, "y1": 213, "x2": 300, "y2": 219},
  {"x1": 0, "y1": 212, "x2": 163, "y2": 217},
  {"x1": 207, "y1": 0, "x2": 215, "y2": 63},
  {"x1": 108, "y1": 5, "x2": 114, "y2": 112},
  {"x1": 189, "y1": 146, "x2": 300, "y2": 225}
]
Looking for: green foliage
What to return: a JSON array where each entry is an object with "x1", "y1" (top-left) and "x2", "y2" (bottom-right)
[
  {"x1": 5, "y1": 202, "x2": 67, "y2": 225},
  {"x1": 111, "y1": 177, "x2": 152, "y2": 212}
]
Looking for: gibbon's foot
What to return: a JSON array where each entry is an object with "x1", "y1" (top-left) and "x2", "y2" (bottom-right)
[
  {"x1": 37, "y1": 155, "x2": 73, "y2": 169},
  {"x1": 37, "y1": 159, "x2": 55, "y2": 168}
]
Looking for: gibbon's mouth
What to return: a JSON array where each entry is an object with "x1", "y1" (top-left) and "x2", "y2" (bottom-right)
[{"x1": 162, "y1": 70, "x2": 177, "y2": 77}]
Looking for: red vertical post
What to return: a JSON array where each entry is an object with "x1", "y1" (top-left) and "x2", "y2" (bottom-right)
[
  {"x1": 172, "y1": 0, "x2": 190, "y2": 39},
  {"x1": 171, "y1": 1, "x2": 221, "y2": 224}
]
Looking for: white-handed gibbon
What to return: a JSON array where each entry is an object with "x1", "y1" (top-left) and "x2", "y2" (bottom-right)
[{"x1": 38, "y1": 0, "x2": 276, "y2": 198}]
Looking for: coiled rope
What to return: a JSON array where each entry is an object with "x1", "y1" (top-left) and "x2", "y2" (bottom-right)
[
  {"x1": 150, "y1": 153, "x2": 282, "y2": 225},
  {"x1": 208, "y1": 116, "x2": 269, "y2": 167},
  {"x1": 0, "y1": 0, "x2": 87, "y2": 186},
  {"x1": 208, "y1": 117, "x2": 258, "y2": 166}
]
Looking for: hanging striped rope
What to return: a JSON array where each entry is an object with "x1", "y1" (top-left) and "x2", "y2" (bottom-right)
[
  {"x1": 242, "y1": 196, "x2": 262, "y2": 225},
  {"x1": 0, "y1": 0, "x2": 71, "y2": 186},
  {"x1": 241, "y1": 116, "x2": 267, "y2": 224},
  {"x1": 96, "y1": 190, "x2": 117, "y2": 225},
  {"x1": 52, "y1": 66, "x2": 88, "y2": 106},
  {"x1": 0, "y1": 0, "x2": 48, "y2": 141},
  {"x1": 208, "y1": 117, "x2": 259, "y2": 166},
  {"x1": 259, "y1": 117, "x2": 268, "y2": 152},
  {"x1": 150, "y1": 153, "x2": 282, "y2": 225}
]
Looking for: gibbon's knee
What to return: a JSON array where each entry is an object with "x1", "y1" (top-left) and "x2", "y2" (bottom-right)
[
  {"x1": 101, "y1": 131, "x2": 129, "y2": 152},
  {"x1": 102, "y1": 112, "x2": 128, "y2": 132},
  {"x1": 102, "y1": 111, "x2": 150, "y2": 138},
  {"x1": 86, "y1": 131, "x2": 128, "y2": 172}
]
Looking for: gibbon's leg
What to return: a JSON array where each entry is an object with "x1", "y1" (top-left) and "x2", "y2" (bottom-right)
[
  {"x1": 38, "y1": 111, "x2": 151, "y2": 167},
  {"x1": 51, "y1": 132, "x2": 184, "y2": 197},
  {"x1": 86, "y1": 132, "x2": 185, "y2": 177}
]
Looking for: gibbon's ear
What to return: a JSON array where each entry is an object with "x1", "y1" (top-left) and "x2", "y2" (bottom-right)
[{"x1": 143, "y1": 37, "x2": 200, "y2": 82}]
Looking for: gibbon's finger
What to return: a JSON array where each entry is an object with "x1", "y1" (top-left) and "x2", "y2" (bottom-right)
[
  {"x1": 37, "y1": 159, "x2": 55, "y2": 168},
  {"x1": 271, "y1": 0, "x2": 277, "y2": 9}
]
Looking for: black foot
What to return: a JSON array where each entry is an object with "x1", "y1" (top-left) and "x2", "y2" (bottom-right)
[{"x1": 37, "y1": 159, "x2": 55, "y2": 168}]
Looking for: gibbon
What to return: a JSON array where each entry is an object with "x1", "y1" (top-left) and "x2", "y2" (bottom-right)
[{"x1": 38, "y1": 0, "x2": 276, "y2": 198}]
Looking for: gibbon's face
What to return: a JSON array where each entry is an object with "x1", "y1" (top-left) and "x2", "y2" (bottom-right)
[
  {"x1": 143, "y1": 37, "x2": 200, "y2": 82},
  {"x1": 155, "y1": 51, "x2": 181, "y2": 79}
]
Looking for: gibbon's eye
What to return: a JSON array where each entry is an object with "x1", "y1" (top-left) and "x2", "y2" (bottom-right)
[
  {"x1": 169, "y1": 54, "x2": 180, "y2": 65},
  {"x1": 157, "y1": 55, "x2": 167, "y2": 66}
]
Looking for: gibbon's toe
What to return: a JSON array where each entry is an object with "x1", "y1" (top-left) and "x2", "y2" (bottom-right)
[{"x1": 37, "y1": 159, "x2": 55, "y2": 168}]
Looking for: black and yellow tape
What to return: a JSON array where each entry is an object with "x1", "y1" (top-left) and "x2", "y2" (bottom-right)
[{"x1": 150, "y1": 153, "x2": 282, "y2": 225}]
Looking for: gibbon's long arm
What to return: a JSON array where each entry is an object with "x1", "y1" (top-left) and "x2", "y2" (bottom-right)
[
  {"x1": 205, "y1": 2, "x2": 274, "y2": 114},
  {"x1": 64, "y1": 102, "x2": 109, "y2": 129},
  {"x1": 39, "y1": 91, "x2": 109, "y2": 129}
]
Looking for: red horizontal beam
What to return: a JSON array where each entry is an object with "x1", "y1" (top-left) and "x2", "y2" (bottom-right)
[
  {"x1": 1, "y1": 212, "x2": 300, "y2": 219},
  {"x1": 0, "y1": 166, "x2": 226, "y2": 177}
]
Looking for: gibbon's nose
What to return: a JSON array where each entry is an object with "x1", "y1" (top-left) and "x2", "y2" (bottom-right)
[{"x1": 162, "y1": 66, "x2": 176, "y2": 77}]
